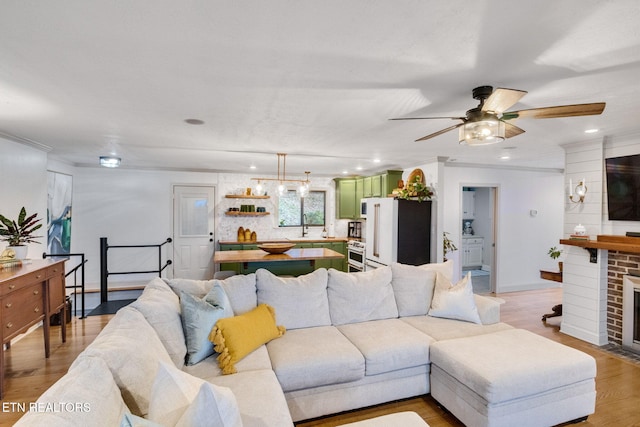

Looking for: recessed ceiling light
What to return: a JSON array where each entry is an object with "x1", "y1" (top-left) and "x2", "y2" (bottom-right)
[
  {"x1": 584, "y1": 128, "x2": 599, "y2": 134},
  {"x1": 184, "y1": 118, "x2": 205, "y2": 125},
  {"x1": 373, "y1": 158, "x2": 381, "y2": 163},
  {"x1": 356, "y1": 166, "x2": 363, "y2": 171},
  {"x1": 500, "y1": 155, "x2": 510, "y2": 160},
  {"x1": 342, "y1": 170, "x2": 349, "y2": 174},
  {"x1": 249, "y1": 165, "x2": 256, "y2": 170},
  {"x1": 99, "y1": 156, "x2": 121, "y2": 168}
]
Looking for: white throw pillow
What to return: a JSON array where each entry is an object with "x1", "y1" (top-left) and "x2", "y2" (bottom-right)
[
  {"x1": 327, "y1": 267, "x2": 398, "y2": 325},
  {"x1": 428, "y1": 272, "x2": 481, "y2": 324},
  {"x1": 256, "y1": 268, "x2": 331, "y2": 329},
  {"x1": 148, "y1": 361, "x2": 242, "y2": 427}
]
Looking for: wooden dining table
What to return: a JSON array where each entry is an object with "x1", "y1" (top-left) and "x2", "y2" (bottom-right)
[{"x1": 214, "y1": 247, "x2": 344, "y2": 270}]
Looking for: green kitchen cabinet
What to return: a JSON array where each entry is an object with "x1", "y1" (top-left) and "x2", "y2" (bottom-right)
[
  {"x1": 312, "y1": 241, "x2": 347, "y2": 271},
  {"x1": 370, "y1": 174, "x2": 382, "y2": 197},
  {"x1": 362, "y1": 176, "x2": 372, "y2": 198},
  {"x1": 334, "y1": 178, "x2": 358, "y2": 219}
]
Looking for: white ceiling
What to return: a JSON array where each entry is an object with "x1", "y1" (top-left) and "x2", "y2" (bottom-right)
[{"x1": 1, "y1": 1, "x2": 639, "y2": 177}]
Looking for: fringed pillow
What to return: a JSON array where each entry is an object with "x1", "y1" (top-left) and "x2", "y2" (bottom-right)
[{"x1": 209, "y1": 304, "x2": 285, "y2": 374}]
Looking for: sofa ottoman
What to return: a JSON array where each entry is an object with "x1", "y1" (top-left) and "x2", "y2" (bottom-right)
[{"x1": 429, "y1": 329, "x2": 596, "y2": 427}]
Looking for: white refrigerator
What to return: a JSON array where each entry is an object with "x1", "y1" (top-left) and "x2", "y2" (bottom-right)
[{"x1": 365, "y1": 198, "x2": 432, "y2": 270}]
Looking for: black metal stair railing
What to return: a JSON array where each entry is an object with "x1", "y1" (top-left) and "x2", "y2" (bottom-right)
[
  {"x1": 42, "y1": 252, "x2": 88, "y2": 318},
  {"x1": 99, "y1": 237, "x2": 172, "y2": 304}
]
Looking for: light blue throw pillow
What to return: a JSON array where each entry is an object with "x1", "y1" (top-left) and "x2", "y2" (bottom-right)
[{"x1": 180, "y1": 284, "x2": 234, "y2": 365}]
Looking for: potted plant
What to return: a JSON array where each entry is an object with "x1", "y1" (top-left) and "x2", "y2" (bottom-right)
[
  {"x1": 397, "y1": 174, "x2": 434, "y2": 202},
  {"x1": 443, "y1": 232, "x2": 458, "y2": 261},
  {"x1": 0, "y1": 207, "x2": 43, "y2": 259},
  {"x1": 548, "y1": 246, "x2": 563, "y2": 272}
]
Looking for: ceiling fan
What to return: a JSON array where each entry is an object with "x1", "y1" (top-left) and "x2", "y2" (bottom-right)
[{"x1": 390, "y1": 86, "x2": 606, "y2": 145}]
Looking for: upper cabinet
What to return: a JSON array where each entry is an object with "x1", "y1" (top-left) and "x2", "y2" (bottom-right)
[
  {"x1": 462, "y1": 190, "x2": 475, "y2": 219},
  {"x1": 335, "y1": 178, "x2": 358, "y2": 219},
  {"x1": 334, "y1": 170, "x2": 403, "y2": 219}
]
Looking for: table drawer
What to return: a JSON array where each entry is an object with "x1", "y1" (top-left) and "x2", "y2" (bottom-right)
[
  {"x1": 2, "y1": 284, "x2": 45, "y2": 337},
  {"x1": 0, "y1": 269, "x2": 47, "y2": 296}
]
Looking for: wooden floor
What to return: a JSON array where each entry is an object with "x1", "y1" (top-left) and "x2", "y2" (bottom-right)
[{"x1": 2, "y1": 288, "x2": 640, "y2": 426}]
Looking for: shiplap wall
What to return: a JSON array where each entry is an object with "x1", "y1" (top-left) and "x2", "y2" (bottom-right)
[
  {"x1": 562, "y1": 134, "x2": 640, "y2": 345},
  {"x1": 562, "y1": 140, "x2": 608, "y2": 344}
]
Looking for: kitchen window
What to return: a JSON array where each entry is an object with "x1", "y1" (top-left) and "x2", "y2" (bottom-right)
[{"x1": 278, "y1": 190, "x2": 326, "y2": 227}]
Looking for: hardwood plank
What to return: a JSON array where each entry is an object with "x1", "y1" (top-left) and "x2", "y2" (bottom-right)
[{"x1": 1, "y1": 288, "x2": 639, "y2": 426}]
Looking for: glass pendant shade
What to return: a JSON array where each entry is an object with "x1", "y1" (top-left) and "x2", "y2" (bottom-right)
[{"x1": 459, "y1": 119, "x2": 505, "y2": 146}]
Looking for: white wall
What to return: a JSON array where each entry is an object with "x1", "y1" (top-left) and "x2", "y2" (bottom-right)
[
  {"x1": 44, "y1": 164, "x2": 344, "y2": 290},
  {"x1": 0, "y1": 137, "x2": 48, "y2": 259},
  {"x1": 442, "y1": 164, "x2": 564, "y2": 292}
]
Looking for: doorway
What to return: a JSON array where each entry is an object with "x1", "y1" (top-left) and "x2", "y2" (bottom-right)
[
  {"x1": 172, "y1": 185, "x2": 216, "y2": 280},
  {"x1": 461, "y1": 186, "x2": 497, "y2": 294}
]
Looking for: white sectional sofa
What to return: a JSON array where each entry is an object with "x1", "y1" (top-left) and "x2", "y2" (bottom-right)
[{"x1": 15, "y1": 261, "x2": 596, "y2": 427}]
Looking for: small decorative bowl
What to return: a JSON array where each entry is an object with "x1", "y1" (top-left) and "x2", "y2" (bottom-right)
[{"x1": 257, "y1": 243, "x2": 296, "y2": 254}]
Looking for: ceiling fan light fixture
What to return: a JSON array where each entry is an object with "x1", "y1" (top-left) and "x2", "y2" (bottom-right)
[{"x1": 459, "y1": 119, "x2": 505, "y2": 146}]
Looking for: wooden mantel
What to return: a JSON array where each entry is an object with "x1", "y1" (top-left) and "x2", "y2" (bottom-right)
[{"x1": 560, "y1": 235, "x2": 640, "y2": 262}]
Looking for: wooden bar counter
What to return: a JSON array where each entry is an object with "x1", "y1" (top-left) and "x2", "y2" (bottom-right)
[
  {"x1": 214, "y1": 247, "x2": 344, "y2": 269},
  {"x1": 0, "y1": 258, "x2": 67, "y2": 398}
]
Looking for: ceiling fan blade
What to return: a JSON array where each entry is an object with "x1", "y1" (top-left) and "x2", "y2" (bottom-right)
[
  {"x1": 504, "y1": 121, "x2": 525, "y2": 139},
  {"x1": 415, "y1": 123, "x2": 465, "y2": 142},
  {"x1": 390, "y1": 116, "x2": 465, "y2": 121},
  {"x1": 482, "y1": 88, "x2": 527, "y2": 114},
  {"x1": 503, "y1": 102, "x2": 606, "y2": 120}
]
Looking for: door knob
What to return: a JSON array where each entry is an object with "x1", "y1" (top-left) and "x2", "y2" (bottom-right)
[
  {"x1": 210, "y1": 232, "x2": 213, "y2": 236},
  {"x1": 210, "y1": 238, "x2": 213, "y2": 242}
]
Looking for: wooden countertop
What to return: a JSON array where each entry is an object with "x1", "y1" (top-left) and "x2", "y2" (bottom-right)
[
  {"x1": 560, "y1": 235, "x2": 640, "y2": 254},
  {"x1": 214, "y1": 248, "x2": 344, "y2": 264},
  {"x1": 219, "y1": 237, "x2": 348, "y2": 245}
]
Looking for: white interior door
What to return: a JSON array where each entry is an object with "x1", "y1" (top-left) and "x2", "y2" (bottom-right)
[{"x1": 173, "y1": 185, "x2": 216, "y2": 280}]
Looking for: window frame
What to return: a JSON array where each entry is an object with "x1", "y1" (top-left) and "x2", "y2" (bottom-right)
[{"x1": 278, "y1": 189, "x2": 326, "y2": 228}]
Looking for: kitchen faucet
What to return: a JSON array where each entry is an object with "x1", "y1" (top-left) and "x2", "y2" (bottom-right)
[{"x1": 302, "y1": 213, "x2": 309, "y2": 237}]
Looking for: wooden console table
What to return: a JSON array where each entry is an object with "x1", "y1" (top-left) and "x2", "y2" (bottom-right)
[
  {"x1": 540, "y1": 269, "x2": 563, "y2": 322},
  {"x1": 0, "y1": 259, "x2": 67, "y2": 398}
]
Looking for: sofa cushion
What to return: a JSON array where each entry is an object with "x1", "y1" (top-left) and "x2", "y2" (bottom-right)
[
  {"x1": 180, "y1": 284, "x2": 234, "y2": 365},
  {"x1": 390, "y1": 263, "x2": 437, "y2": 316},
  {"x1": 428, "y1": 272, "x2": 481, "y2": 324},
  {"x1": 14, "y1": 357, "x2": 129, "y2": 427},
  {"x1": 165, "y1": 277, "x2": 215, "y2": 298},
  {"x1": 266, "y1": 326, "x2": 365, "y2": 392},
  {"x1": 148, "y1": 361, "x2": 242, "y2": 427},
  {"x1": 210, "y1": 369, "x2": 294, "y2": 427},
  {"x1": 256, "y1": 268, "x2": 331, "y2": 329},
  {"x1": 327, "y1": 267, "x2": 398, "y2": 325},
  {"x1": 217, "y1": 273, "x2": 258, "y2": 315},
  {"x1": 337, "y1": 319, "x2": 434, "y2": 375},
  {"x1": 183, "y1": 344, "x2": 273, "y2": 378},
  {"x1": 211, "y1": 304, "x2": 285, "y2": 374},
  {"x1": 401, "y1": 315, "x2": 514, "y2": 341},
  {"x1": 77, "y1": 306, "x2": 173, "y2": 416},
  {"x1": 130, "y1": 277, "x2": 187, "y2": 368},
  {"x1": 167, "y1": 274, "x2": 257, "y2": 315}
]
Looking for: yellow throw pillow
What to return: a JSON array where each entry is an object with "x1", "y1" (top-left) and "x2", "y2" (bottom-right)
[{"x1": 209, "y1": 304, "x2": 285, "y2": 374}]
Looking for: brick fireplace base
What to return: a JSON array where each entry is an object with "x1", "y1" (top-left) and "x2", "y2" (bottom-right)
[{"x1": 607, "y1": 251, "x2": 640, "y2": 345}]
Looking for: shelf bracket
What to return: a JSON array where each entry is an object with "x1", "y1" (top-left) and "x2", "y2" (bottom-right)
[{"x1": 585, "y1": 247, "x2": 598, "y2": 263}]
